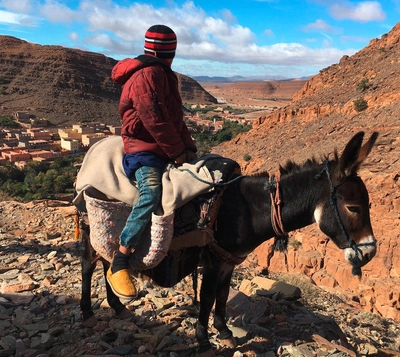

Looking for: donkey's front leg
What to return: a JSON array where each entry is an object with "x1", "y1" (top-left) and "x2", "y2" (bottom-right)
[
  {"x1": 195, "y1": 256, "x2": 220, "y2": 356},
  {"x1": 213, "y1": 262, "x2": 237, "y2": 348}
]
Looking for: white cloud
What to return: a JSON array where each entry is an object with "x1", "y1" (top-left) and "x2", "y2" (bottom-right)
[
  {"x1": 303, "y1": 19, "x2": 342, "y2": 34},
  {"x1": 0, "y1": 9, "x2": 22, "y2": 24},
  {"x1": 0, "y1": 9, "x2": 38, "y2": 26},
  {"x1": 0, "y1": 0, "x2": 365, "y2": 77},
  {"x1": 0, "y1": 0, "x2": 32, "y2": 13},
  {"x1": 340, "y1": 35, "x2": 368, "y2": 43},
  {"x1": 69, "y1": 31, "x2": 79, "y2": 42},
  {"x1": 86, "y1": 33, "x2": 140, "y2": 55},
  {"x1": 71, "y1": 1, "x2": 354, "y2": 70},
  {"x1": 263, "y1": 29, "x2": 274, "y2": 37},
  {"x1": 330, "y1": 1, "x2": 386, "y2": 22},
  {"x1": 39, "y1": 0, "x2": 77, "y2": 23},
  {"x1": 220, "y1": 8, "x2": 236, "y2": 24},
  {"x1": 230, "y1": 42, "x2": 354, "y2": 67}
]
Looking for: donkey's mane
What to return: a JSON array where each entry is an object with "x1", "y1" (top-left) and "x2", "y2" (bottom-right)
[{"x1": 249, "y1": 150, "x2": 339, "y2": 178}]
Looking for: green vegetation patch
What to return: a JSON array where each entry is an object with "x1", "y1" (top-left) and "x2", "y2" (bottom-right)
[
  {"x1": 0, "y1": 155, "x2": 84, "y2": 202},
  {"x1": 357, "y1": 78, "x2": 371, "y2": 92},
  {"x1": 0, "y1": 116, "x2": 19, "y2": 127},
  {"x1": 0, "y1": 77, "x2": 10, "y2": 85},
  {"x1": 353, "y1": 98, "x2": 368, "y2": 112},
  {"x1": 193, "y1": 120, "x2": 252, "y2": 157}
]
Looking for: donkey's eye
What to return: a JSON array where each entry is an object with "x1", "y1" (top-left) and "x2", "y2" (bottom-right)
[{"x1": 347, "y1": 205, "x2": 361, "y2": 214}]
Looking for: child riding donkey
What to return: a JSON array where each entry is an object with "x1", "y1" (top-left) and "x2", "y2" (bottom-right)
[{"x1": 107, "y1": 24, "x2": 197, "y2": 299}]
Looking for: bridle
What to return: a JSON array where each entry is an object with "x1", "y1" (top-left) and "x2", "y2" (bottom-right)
[{"x1": 314, "y1": 160, "x2": 377, "y2": 276}]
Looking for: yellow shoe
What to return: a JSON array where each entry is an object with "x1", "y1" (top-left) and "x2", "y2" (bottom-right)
[{"x1": 106, "y1": 267, "x2": 137, "y2": 300}]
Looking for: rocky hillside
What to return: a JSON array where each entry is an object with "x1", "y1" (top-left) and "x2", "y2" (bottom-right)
[
  {"x1": 0, "y1": 36, "x2": 216, "y2": 126},
  {"x1": 0, "y1": 200, "x2": 399, "y2": 356},
  {"x1": 213, "y1": 23, "x2": 400, "y2": 321}
]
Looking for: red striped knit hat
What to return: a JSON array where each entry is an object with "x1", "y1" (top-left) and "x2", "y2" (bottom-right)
[{"x1": 144, "y1": 25, "x2": 177, "y2": 59}]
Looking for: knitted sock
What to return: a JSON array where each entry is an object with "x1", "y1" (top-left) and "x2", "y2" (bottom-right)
[{"x1": 111, "y1": 250, "x2": 130, "y2": 274}]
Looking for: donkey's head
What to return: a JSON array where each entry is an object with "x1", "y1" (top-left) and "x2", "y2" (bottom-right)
[{"x1": 314, "y1": 131, "x2": 378, "y2": 277}]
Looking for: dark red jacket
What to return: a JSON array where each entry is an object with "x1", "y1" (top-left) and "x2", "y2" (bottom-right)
[{"x1": 111, "y1": 55, "x2": 196, "y2": 159}]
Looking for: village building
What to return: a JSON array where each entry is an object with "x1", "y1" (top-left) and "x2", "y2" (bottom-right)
[
  {"x1": 0, "y1": 106, "x2": 248, "y2": 166},
  {"x1": 81, "y1": 133, "x2": 107, "y2": 147},
  {"x1": 2, "y1": 149, "x2": 31, "y2": 162},
  {"x1": 60, "y1": 138, "x2": 80, "y2": 153},
  {"x1": 58, "y1": 128, "x2": 83, "y2": 140},
  {"x1": 27, "y1": 128, "x2": 52, "y2": 141}
]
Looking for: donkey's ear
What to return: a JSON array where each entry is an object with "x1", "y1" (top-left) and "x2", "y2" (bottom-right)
[
  {"x1": 351, "y1": 131, "x2": 378, "y2": 172},
  {"x1": 339, "y1": 131, "x2": 378, "y2": 175}
]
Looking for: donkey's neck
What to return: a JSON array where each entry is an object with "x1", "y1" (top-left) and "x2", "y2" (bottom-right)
[
  {"x1": 278, "y1": 169, "x2": 324, "y2": 232},
  {"x1": 241, "y1": 168, "x2": 324, "y2": 249}
]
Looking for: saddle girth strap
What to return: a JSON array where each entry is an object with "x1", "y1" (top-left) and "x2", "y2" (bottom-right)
[{"x1": 207, "y1": 240, "x2": 247, "y2": 265}]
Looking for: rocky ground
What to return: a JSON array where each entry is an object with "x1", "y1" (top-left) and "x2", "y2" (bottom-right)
[{"x1": 0, "y1": 200, "x2": 400, "y2": 357}]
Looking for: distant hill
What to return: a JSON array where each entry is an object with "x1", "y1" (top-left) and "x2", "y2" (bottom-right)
[
  {"x1": 201, "y1": 80, "x2": 307, "y2": 101},
  {"x1": 193, "y1": 75, "x2": 307, "y2": 82},
  {"x1": 0, "y1": 36, "x2": 217, "y2": 126}
]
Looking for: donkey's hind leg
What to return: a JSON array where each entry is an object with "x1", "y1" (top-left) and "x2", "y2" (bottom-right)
[{"x1": 80, "y1": 221, "x2": 99, "y2": 326}]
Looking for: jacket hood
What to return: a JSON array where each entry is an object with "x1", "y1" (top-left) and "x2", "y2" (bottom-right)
[{"x1": 111, "y1": 55, "x2": 173, "y2": 86}]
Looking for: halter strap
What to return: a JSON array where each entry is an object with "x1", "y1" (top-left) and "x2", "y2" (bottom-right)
[{"x1": 314, "y1": 160, "x2": 377, "y2": 276}]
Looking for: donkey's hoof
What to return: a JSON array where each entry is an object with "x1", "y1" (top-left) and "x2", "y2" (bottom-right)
[
  {"x1": 82, "y1": 315, "x2": 98, "y2": 328},
  {"x1": 195, "y1": 349, "x2": 216, "y2": 357},
  {"x1": 220, "y1": 336, "x2": 237, "y2": 348},
  {"x1": 115, "y1": 307, "x2": 135, "y2": 320}
]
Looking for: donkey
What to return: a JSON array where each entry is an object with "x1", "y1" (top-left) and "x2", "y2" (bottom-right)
[{"x1": 77, "y1": 131, "x2": 378, "y2": 356}]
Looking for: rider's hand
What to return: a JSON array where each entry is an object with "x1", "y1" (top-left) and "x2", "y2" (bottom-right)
[
  {"x1": 174, "y1": 152, "x2": 186, "y2": 166},
  {"x1": 185, "y1": 149, "x2": 197, "y2": 163}
]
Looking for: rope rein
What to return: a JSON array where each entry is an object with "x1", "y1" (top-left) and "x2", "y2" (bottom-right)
[{"x1": 177, "y1": 167, "x2": 244, "y2": 187}]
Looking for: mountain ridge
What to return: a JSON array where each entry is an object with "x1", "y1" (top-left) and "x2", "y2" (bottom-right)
[
  {"x1": 193, "y1": 75, "x2": 311, "y2": 82},
  {"x1": 0, "y1": 35, "x2": 217, "y2": 126}
]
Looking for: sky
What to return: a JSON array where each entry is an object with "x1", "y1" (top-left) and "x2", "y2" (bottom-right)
[{"x1": 0, "y1": 0, "x2": 398, "y2": 79}]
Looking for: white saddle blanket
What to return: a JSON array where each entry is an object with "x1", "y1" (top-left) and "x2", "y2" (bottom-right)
[{"x1": 73, "y1": 135, "x2": 217, "y2": 214}]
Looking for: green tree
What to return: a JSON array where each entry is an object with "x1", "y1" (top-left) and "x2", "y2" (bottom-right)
[
  {"x1": 0, "y1": 162, "x2": 24, "y2": 183},
  {"x1": 217, "y1": 131, "x2": 232, "y2": 143},
  {"x1": 54, "y1": 175, "x2": 70, "y2": 193},
  {"x1": 0, "y1": 116, "x2": 19, "y2": 127}
]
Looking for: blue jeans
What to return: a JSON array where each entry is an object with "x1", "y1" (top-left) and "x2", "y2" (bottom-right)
[{"x1": 119, "y1": 166, "x2": 162, "y2": 249}]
